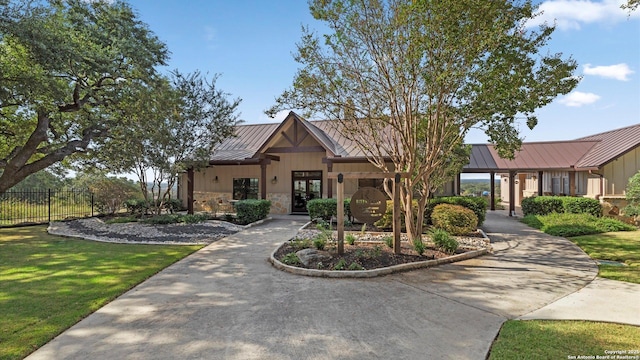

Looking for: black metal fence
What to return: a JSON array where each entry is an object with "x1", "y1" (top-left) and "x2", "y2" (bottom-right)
[{"x1": 0, "y1": 189, "x2": 94, "y2": 227}]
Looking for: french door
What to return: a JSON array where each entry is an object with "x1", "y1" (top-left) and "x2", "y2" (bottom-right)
[{"x1": 291, "y1": 171, "x2": 322, "y2": 213}]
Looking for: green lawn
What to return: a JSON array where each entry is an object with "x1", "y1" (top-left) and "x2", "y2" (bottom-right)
[
  {"x1": 489, "y1": 320, "x2": 640, "y2": 360},
  {"x1": 570, "y1": 231, "x2": 640, "y2": 284},
  {"x1": 0, "y1": 226, "x2": 203, "y2": 360}
]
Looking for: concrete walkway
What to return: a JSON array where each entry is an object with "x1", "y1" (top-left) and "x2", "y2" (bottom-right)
[{"x1": 26, "y1": 212, "x2": 638, "y2": 360}]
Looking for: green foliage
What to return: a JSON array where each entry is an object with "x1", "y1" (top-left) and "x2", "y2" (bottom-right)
[
  {"x1": 313, "y1": 235, "x2": 326, "y2": 250},
  {"x1": 307, "y1": 198, "x2": 352, "y2": 221},
  {"x1": 430, "y1": 228, "x2": 459, "y2": 254},
  {"x1": 560, "y1": 197, "x2": 602, "y2": 217},
  {"x1": 371, "y1": 245, "x2": 383, "y2": 258},
  {"x1": 334, "y1": 259, "x2": 347, "y2": 270},
  {"x1": 413, "y1": 238, "x2": 426, "y2": 255},
  {"x1": 124, "y1": 199, "x2": 151, "y2": 215},
  {"x1": 281, "y1": 252, "x2": 301, "y2": 265},
  {"x1": 141, "y1": 213, "x2": 209, "y2": 225},
  {"x1": 0, "y1": 0, "x2": 169, "y2": 193},
  {"x1": 522, "y1": 213, "x2": 635, "y2": 237},
  {"x1": 290, "y1": 238, "x2": 312, "y2": 251},
  {"x1": 374, "y1": 200, "x2": 419, "y2": 230},
  {"x1": 348, "y1": 262, "x2": 364, "y2": 270},
  {"x1": 181, "y1": 214, "x2": 209, "y2": 224},
  {"x1": 570, "y1": 231, "x2": 640, "y2": 284},
  {"x1": 383, "y1": 235, "x2": 393, "y2": 248},
  {"x1": 0, "y1": 225, "x2": 200, "y2": 360},
  {"x1": 624, "y1": 171, "x2": 640, "y2": 215},
  {"x1": 346, "y1": 233, "x2": 356, "y2": 245},
  {"x1": 75, "y1": 175, "x2": 140, "y2": 215},
  {"x1": 521, "y1": 196, "x2": 564, "y2": 216},
  {"x1": 431, "y1": 203, "x2": 478, "y2": 235},
  {"x1": 429, "y1": 196, "x2": 487, "y2": 226},
  {"x1": 234, "y1": 199, "x2": 271, "y2": 225}
]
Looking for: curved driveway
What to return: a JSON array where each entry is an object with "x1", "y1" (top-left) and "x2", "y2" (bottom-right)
[{"x1": 27, "y1": 212, "x2": 599, "y2": 360}]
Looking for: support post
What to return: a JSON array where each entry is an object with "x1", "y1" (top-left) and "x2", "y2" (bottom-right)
[
  {"x1": 490, "y1": 172, "x2": 495, "y2": 211},
  {"x1": 455, "y1": 173, "x2": 461, "y2": 195},
  {"x1": 260, "y1": 163, "x2": 267, "y2": 200},
  {"x1": 509, "y1": 171, "x2": 516, "y2": 217},
  {"x1": 393, "y1": 173, "x2": 401, "y2": 254},
  {"x1": 187, "y1": 168, "x2": 194, "y2": 215},
  {"x1": 569, "y1": 171, "x2": 576, "y2": 196},
  {"x1": 538, "y1": 171, "x2": 544, "y2": 196},
  {"x1": 337, "y1": 173, "x2": 344, "y2": 255},
  {"x1": 327, "y1": 162, "x2": 333, "y2": 198}
]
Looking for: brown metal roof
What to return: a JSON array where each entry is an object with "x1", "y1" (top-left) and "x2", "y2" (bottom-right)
[
  {"x1": 464, "y1": 141, "x2": 599, "y2": 172},
  {"x1": 575, "y1": 123, "x2": 640, "y2": 169},
  {"x1": 211, "y1": 123, "x2": 279, "y2": 161}
]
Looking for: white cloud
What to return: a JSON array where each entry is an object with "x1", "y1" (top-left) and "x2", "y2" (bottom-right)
[
  {"x1": 584, "y1": 63, "x2": 634, "y2": 81},
  {"x1": 526, "y1": 0, "x2": 638, "y2": 30},
  {"x1": 558, "y1": 91, "x2": 601, "y2": 106}
]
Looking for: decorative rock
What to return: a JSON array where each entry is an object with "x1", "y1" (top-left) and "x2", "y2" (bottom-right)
[{"x1": 296, "y1": 248, "x2": 332, "y2": 267}]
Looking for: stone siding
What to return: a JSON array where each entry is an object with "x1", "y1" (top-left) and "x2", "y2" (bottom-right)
[{"x1": 267, "y1": 193, "x2": 290, "y2": 214}]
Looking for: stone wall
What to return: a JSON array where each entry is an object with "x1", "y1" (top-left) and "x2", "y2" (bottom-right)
[
  {"x1": 267, "y1": 193, "x2": 290, "y2": 214},
  {"x1": 193, "y1": 191, "x2": 234, "y2": 213}
]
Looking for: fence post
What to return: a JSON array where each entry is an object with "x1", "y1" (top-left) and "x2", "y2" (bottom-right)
[{"x1": 48, "y1": 189, "x2": 51, "y2": 223}]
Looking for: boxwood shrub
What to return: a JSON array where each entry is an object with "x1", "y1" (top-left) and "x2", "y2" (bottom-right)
[
  {"x1": 235, "y1": 199, "x2": 271, "y2": 225},
  {"x1": 522, "y1": 196, "x2": 602, "y2": 217},
  {"x1": 306, "y1": 198, "x2": 352, "y2": 221},
  {"x1": 429, "y1": 196, "x2": 487, "y2": 226},
  {"x1": 431, "y1": 203, "x2": 478, "y2": 236}
]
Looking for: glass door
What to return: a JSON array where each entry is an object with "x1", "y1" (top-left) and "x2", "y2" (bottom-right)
[{"x1": 291, "y1": 171, "x2": 322, "y2": 213}]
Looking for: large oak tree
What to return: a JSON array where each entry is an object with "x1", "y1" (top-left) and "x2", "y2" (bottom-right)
[
  {"x1": 0, "y1": 0, "x2": 168, "y2": 194},
  {"x1": 268, "y1": 0, "x2": 579, "y2": 243}
]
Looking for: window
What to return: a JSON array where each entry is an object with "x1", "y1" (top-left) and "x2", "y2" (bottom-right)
[{"x1": 233, "y1": 178, "x2": 258, "y2": 200}]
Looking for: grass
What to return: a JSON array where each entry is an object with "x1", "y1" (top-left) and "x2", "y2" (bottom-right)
[
  {"x1": 570, "y1": 231, "x2": 640, "y2": 284},
  {"x1": 521, "y1": 213, "x2": 636, "y2": 237},
  {"x1": 489, "y1": 320, "x2": 640, "y2": 359},
  {"x1": 0, "y1": 226, "x2": 203, "y2": 360}
]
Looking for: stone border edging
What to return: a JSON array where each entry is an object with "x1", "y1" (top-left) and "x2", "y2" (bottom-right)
[{"x1": 269, "y1": 228, "x2": 491, "y2": 278}]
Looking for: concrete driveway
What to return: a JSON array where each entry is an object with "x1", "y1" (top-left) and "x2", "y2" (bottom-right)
[{"x1": 27, "y1": 212, "x2": 600, "y2": 360}]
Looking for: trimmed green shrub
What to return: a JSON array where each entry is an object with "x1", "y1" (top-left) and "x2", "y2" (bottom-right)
[
  {"x1": 413, "y1": 238, "x2": 426, "y2": 255},
  {"x1": 313, "y1": 235, "x2": 326, "y2": 250},
  {"x1": 521, "y1": 196, "x2": 564, "y2": 216},
  {"x1": 162, "y1": 198, "x2": 184, "y2": 214},
  {"x1": 430, "y1": 228, "x2": 458, "y2": 254},
  {"x1": 235, "y1": 199, "x2": 271, "y2": 225},
  {"x1": 522, "y1": 213, "x2": 635, "y2": 237},
  {"x1": 281, "y1": 253, "x2": 301, "y2": 265},
  {"x1": 181, "y1": 213, "x2": 209, "y2": 224},
  {"x1": 560, "y1": 197, "x2": 601, "y2": 217},
  {"x1": 306, "y1": 198, "x2": 352, "y2": 221},
  {"x1": 429, "y1": 196, "x2": 488, "y2": 226},
  {"x1": 431, "y1": 203, "x2": 478, "y2": 235}
]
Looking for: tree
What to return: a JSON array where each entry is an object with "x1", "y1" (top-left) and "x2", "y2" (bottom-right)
[
  {"x1": 623, "y1": 171, "x2": 640, "y2": 216},
  {"x1": 623, "y1": 0, "x2": 639, "y2": 12},
  {"x1": 268, "y1": 0, "x2": 578, "y2": 243},
  {"x1": 71, "y1": 173, "x2": 140, "y2": 214},
  {"x1": 0, "y1": 0, "x2": 168, "y2": 194},
  {"x1": 91, "y1": 71, "x2": 241, "y2": 214}
]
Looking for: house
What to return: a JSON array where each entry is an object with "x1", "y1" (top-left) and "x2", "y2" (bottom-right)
[
  {"x1": 179, "y1": 112, "x2": 639, "y2": 216},
  {"x1": 464, "y1": 123, "x2": 640, "y2": 215}
]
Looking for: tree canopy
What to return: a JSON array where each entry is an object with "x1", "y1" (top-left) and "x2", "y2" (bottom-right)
[
  {"x1": 0, "y1": 0, "x2": 168, "y2": 193},
  {"x1": 269, "y1": 0, "x2": 579, "y2": 241}
]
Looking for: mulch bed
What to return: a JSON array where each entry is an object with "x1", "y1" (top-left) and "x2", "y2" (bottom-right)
[{"x1": 273, "y1": 241, "x2": 458, "y2": 271}]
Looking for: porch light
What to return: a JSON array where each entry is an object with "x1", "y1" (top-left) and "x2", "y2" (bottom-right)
[
  {"x1": 532, "y1": 175, "x2": 537, "y2": 181},
  {"x1": 271, "y1": 176, "x2": 278, "y2": 184},
  {"x1": 214, "y1": 176, "x2": 219, "y2": 183}
]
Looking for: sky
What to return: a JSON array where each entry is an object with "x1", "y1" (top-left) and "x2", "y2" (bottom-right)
[{"x1": 126, "y1": 0, "x2": 639, "y2": 146}]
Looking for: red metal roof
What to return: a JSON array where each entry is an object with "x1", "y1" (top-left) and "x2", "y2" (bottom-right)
[{"x1": 575, "y1": 123, "x2": 640, "y2": 169}]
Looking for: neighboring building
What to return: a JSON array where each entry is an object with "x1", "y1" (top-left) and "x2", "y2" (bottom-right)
[
  {"x1": 464, "y1": 123, "x2": 640, "y2": 215},
  {"x1": 179, "y1": 112, "x2": 639, "y2": 216}
]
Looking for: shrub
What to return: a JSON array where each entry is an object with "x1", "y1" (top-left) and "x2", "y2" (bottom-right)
[
  {"x1": 306, "y1": 198, "x2": 352, "y2": 221},
  {"x1": 162, "y1": 198, "x2": 184, "y2": 214},
  {"x1": 430, "y1": 228, "x2": 458, "y2": 254},
  {"x1": 180, "y1": 213, "x2": 209, "y2": 224},
  {"x1": 290, "y1": 238, "x2": 312, "y2": 251},
  {"x1": 143, "y1": 214, "x2": 179, "y2": 224},
  {"x1": 281, "y1": 253, "x2": 301, "y2": 265},
  {"x1": 334, "y1": 259, "x2": 348, "y2": 270},
  {"x1": 561, "y1": 197, "x2": 601, "y2": 217},
  {"x1": 521, "y1": 196, "x2": 564, "y2": 216},
  {"x1": 522, "y1": 213, "x2": 635, "y2": 237},
  {"x1": 431, "y1": 204, "x2": 478, "y2": 235},
  {"x1": 235, "y1": 199, "x2": 271, "y2": 225},
  {"x1": 346, "y1": 233, "x2": 357, "y2": 245},
  {"x1": 429, "y1": 196, "x2": 487, "y2": 226},
  {"x1": 374, "y1": 200, "x2": 418, "y2": 230},
  {"x1": 383, "y1": 235, "x2": 393, "y2": 248},
  {"x1": 105, "y1": 216, "x2": 138, "y2": 224},
  {"x1": 413, "y1": 238, "x2": 426, "y2": 255},
  {"x1": 313, "y1": 235, "x2": 326, "y2": 250},
  {"x1": 124, "y1": 198, "x2": 151, "y2": 215},
  {"x1": 348, "y1": 262, "x2": 364, "y2": 270}
]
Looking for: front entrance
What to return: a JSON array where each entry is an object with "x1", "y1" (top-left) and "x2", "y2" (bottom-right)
[{"x1": 292, "y1": 171, "x2": 322, "y2": 213}]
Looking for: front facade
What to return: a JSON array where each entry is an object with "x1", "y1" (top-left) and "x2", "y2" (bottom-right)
[{"x1": 180, "y1": 113, "x2": 639, "y2": 216}]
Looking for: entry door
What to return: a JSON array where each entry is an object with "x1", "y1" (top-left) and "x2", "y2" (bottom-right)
[{"x1": 292, "y1": 171, "x2": 322, "y2": 213}]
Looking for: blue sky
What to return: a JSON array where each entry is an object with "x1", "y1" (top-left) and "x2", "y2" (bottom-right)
[{"x1": 127, "y1": 0, "x2": 639, "y2": 145}]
